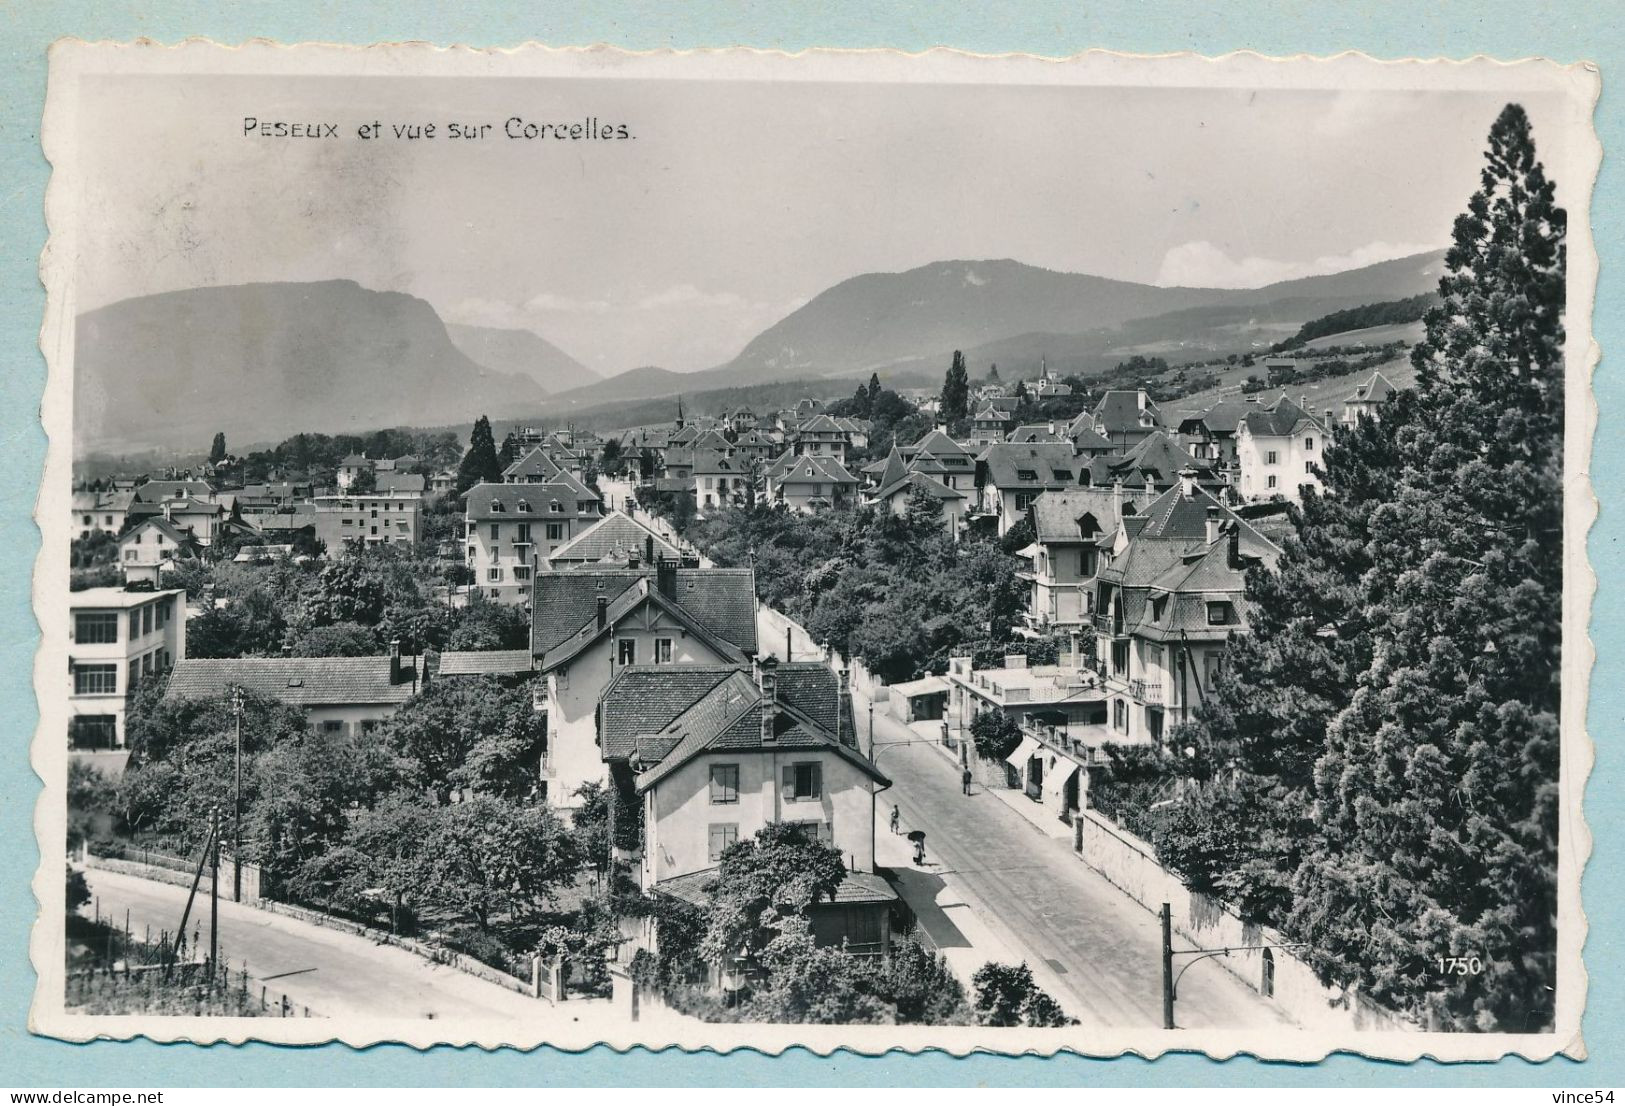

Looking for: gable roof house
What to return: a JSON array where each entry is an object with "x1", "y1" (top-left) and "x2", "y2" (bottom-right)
[
  {"x1": 975, "y1": 442, "x2": 1085, "y2": 535},
  {"x1": 1176, "y1": 397, "x2": 1256, "y2": 470},
  {"x1": 1235, "y1": 396, "x2": 1331, "y2": 504},
  {"x1": 1341, "y1": 368, "x2": 1399, "y2": 425},
  {"x1": 529, "y1": 564, "x2": 758, "y2": 809},
  {"x1": 165, "y1": 645, "x2": 427, "y2": 736},
  {"x1": 693, "y1": 449, "x2": 751, "y2": 511},
  {"x1": 1083, "y1": 430, "x2": 1226, "y2": 497},
  {"x1": 1023, "y1": 487, "x2": 1121, "y2": 630},
  {"x1": 72, "y1": 489, "x2": 135, "y2": 541},
  {"x1": 544, "y1": 510, "x2": 683, "y2": 571},
  {"x1": 602, "y1": 657, "x2": 895, "y2": 964},
  {"x1": 765, "y1": 453, "x2": 859, "y2": 514},
  {"x1": 1093, "y1": 473, "x2": 1280, "y2": 747},
  {"x1": 790, "y1": 414, "x2": 853, "y2": 463},
  {"x1": 865, "y1": 446, "x2": 966, "y2": 536},
  {"x1": 967, "y1": 404, "x2": 1017, "y2": 447},
  {"x1": 464, "y1": 481, "x2": 604, "y2": 605},
  {"x1": 504, "y1": 446, "x2": 569, "y2": 484},
  {"x1": 1091, "y1": 389, "x2": 1165, "y2": 450}
]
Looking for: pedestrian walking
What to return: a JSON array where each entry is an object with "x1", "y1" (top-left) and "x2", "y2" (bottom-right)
[
  {"x1": 889, "y1": 804, "x2": 901, "y2": 835},
  {"x1": 912, "y1": 833, "x2": 927, "y2": 866},
  {"x1": 962, "y1": 766, "x2": 973, "y2": 795}
]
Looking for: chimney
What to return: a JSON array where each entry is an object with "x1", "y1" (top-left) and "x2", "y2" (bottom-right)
[
  {"x1": 1112, "y1": 480, "x2": 1125, "y2": 523},
  {"x1": 163, "y1": 500, "x2": 174, "y2": 522},
  {"x1": 1227, "y1": 522, "x2": 1242, "y2": 569},
  {"x1": 758, "y1": 656, "x2": 779, "y2": 744},
  {"x1": 1205, "y1": 505, "x2": 1221, "y2": 544},
  {"x1": 656, "y1": 558, "x2": 677, "y2": 599},
  {"x1": 1324, "y1": 409, "x2": 1334, "y2": 427},
  {"x1": 595, "y1": 594, "x2": 608, "y2": 629},
  {"x1": 645, "y1": 534, "x2": 655, "y2": 565},
  {"x1": 837, "y1": 668, "x2": 850, "y2": 746},
  {"x1": 389, "y1": 638, "x2": 403, "y2": 685},
  {"x1": 1179, "y1": 466, "x2": 1199, "y2": 498}
]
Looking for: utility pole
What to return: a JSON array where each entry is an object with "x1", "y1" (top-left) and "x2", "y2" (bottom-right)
[
  {"x1": 1161, "y1": 901, "x2": 1175, "y2": 1030},
  {"x1": 209, "y1": 806, "x2": 221, "y2": 983},
  {"x1": 785, "y1": 626, "x2": 792, "y2": 662},
  {"x1": 232, "y1": 686, "x2": 244, "y2": 903}
]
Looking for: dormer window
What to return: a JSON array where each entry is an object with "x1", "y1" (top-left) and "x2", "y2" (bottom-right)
[
  {"x1": 1207, "y1": 601, "x2": 1232, "y2": 625},
  {"x1": 491, "y1": 500, "x2": 506, "y2": 513},
  {"x1": 517, "y1": 499, "x2": 530, "y2": 512},
  {"x1": 1016, "y1": 469, "x2": 1038, "y2": 481},
  {"x1": 1151, "y1": 597, "x2": 1168, "y2": 622},
  {"x1": 550, "y1": 500, "x2": 563, "y2": 513}
]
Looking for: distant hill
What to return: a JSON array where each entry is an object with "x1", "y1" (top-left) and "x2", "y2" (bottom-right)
[
  {"x1": 544, "y1": 250, "x2": 1447, "y2": 411},
  {"x1": 443, "y1": 322, "x2": 597, "y2": 394},
  {"x1": 75, "y1": 281, "x2": 550, "y2": 454}
]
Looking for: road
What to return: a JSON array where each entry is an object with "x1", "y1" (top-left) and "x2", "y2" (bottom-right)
[
  {"x1": 857, "y1": 687, "x2": 1292, "y2": 1031},
  {"x1": 80, "y1": 867, "x2": 588, "y2": 1021}
]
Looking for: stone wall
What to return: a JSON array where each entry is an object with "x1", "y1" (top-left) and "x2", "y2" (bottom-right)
[{"x1": 1072, "y1": 808, "x2": 1413, "y2": 1032}]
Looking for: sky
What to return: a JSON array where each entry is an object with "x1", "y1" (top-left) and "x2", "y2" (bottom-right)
[{"x1": 70, "y1": 73, "x2": 1575, "y2": 376}]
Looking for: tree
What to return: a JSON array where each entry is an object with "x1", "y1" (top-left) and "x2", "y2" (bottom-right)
[
  {"x1": 699, "y1": 822, "x2": 848, "y2": 967},
  {"x1": 969, "y1": 710, "x2": 1022, "y2": 762},
  {"x1": 209, "y1": 431, "x2": 227, "y2": 464},
  {"x1": 1289, "y1": 103, "x2": 1565, "y2": 1033},
  {"x1": 287, "y1": 621, "x2": 377, "y2": 657},
  {"x1": 457, "y1": 416, "x2": 502, "y2": 494},
  {"x1": 940, "y1": 350, "x2": 971, "y2": 423},
  {"x1": 970, "y1": 962, "x2": 1069, "y2": 1026},
  {"x1": 348, "y1": 467, "x2": 377, "y2": 495},
  {"x1": 600, "y1": 438, "x2": 624, "y2": 476},
  {"x1": 384, "y1": 675, "x2": 547, "y2": 800},
  {"x1": 866, "y1": 372, "x2": 882, "y2": 412},
  {"x1": 570, "y1": 781, "x2": 612, "y2": 876},
  {"x1": 499, "y1": 431, "x2": 520, "y2": 467}
]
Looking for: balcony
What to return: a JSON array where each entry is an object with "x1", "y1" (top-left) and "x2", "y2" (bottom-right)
[
  {"x1": 1129, "y1": 678, "x2": 1164, "y2": 704},
  {"x1": 1092, "y1": 611, "x2": 1125, "y2": 636}
]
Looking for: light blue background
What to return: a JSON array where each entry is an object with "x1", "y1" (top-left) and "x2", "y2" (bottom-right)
[{"x1": 2, "y1": 1, "x2": 1616, "y2": 1087}]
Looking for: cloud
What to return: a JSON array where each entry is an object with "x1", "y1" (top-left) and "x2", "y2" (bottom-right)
[
  {"x1": 523, "y1": 290, "x2": 613, "y2": 315},
  {"x1": 1153, "y1": 239, "x2": 1442, "y2": 290},
  {"x1": 633, "y1": 283, "x2": 749, "y2": 312}
]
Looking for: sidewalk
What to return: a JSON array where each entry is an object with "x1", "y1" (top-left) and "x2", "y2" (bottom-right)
[
  {"x1": 981, "y1": 778, "x2": 1075, "y2": 842},
  {"x1": 875, "y1": 808, "x2": 1066, "y2": 999}
]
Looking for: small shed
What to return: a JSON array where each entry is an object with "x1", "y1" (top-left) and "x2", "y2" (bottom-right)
[{"x1": 887, "y1": 675, "x2": 949, "y2": 722}]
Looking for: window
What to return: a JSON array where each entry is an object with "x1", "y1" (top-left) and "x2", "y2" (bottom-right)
[
  {"x1": 69, "y1": 715, "x2": 118, "y2": 751},
  {"x1": 1267, "y1": 475, "x2": 1278, "y2": 489},
  {"x1": 487, "y1": 567, "x2": 503, "y2": 582},
  {"x1": 709, "y1": 764, "x2": 739, "y2": 804},
  {"x1": 142, "y1": 605, "x2": 153, "y2": 636},
  {"x1": 617, "y1": 639, "x2": 636, "y2": 666},
  {"x1": 785, "y1": 762, "x2": 822, "y2": 802},
  {"x1": 708, "y1": 823, "x2": 738, "y2": 861},
  {"x1": 549, "y1": 500, "x2": 563, "y2": 513},
  {"x1": 491, "y1": 500, "x2": 506, "y2": 513},
  {"x1": 516, "y1": 523, "x2": 532, "y2": 543},
  {"x1": 1016, "y1": 469, "x2": 1038, "y2": 481},
  {"x1": 128, "y1": 611, "x2": 142, "y2": 638},
  {"x1": 1305, "y1": 461, "x2": 1314, "y2": 474},
  {"x1": 654, "y1": 638, "x2": 673, "y2": 664},
  {"x1": 1111, "y1": 639, "x2": 1129, "y2": 675},
  {"x1": 74, "y1": 613, "x2": 118, "y2": 644},
  {"x1": 73, "y1": 664, "x2": 117, "y2": 696},
  {"x1": 1147, "y1": 707, "x2": 1165, "y2": 745},
  {"x1": 1266, "y1": 450, "x2": 1278, "y2": 464},
  {"x1": 791, "y1": 820, "x2": 834, "y2": 846},
  {"x1": 1304, "y1": 436, "x2": 1315, "y2": 452},
  {"x1": 126, "y1": 660, "x2": 140, "y2": 691},
  {"x1": 360, "y1": 720, "x2": 380, "y2": 735},
  {"x1": 1015, "y1": 492, "x2": 1034, "y2": 512},
  {"x1": 1145, "y1": 643, "x2": 1164, "y2": 671},
  {"x1": 514, "y1": 565, "x2": 532, "y2": 581},
  {"x1": 1203, "y1": 652, "x2": 1223, "y2": 690},
  {"x1": 546, "y1": 523, "x2": 564, "y2": 541},
  {"x1": 1079, "y1": 550, "x2": 1097, "y2": 577},
  {"x1": 142, "y1": 652, "x2": 153, "y2": 676},
  {"x1": 1206, "y1": 601, "x2": 1231, "y2": 625},
  {"x1": 1261, "y1": 948, "x2": 1276, "y2": 998},
  {"x1": 489, "y1": 523, "x2": 501, "y2": 541},
  {"x1": 1113, "y1": 698, "x2": 1127, "y2": 731},
  {"x1": 322, "y1": 720, "x2": 345, "y2": 735}
]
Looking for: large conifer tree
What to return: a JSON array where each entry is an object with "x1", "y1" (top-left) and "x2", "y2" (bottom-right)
[
  {"x1": 1291, "y1": 103, "x2": 1565, "y2": 1031},
  {"x1": 941, "y1": 351, "x2": 970, "y2": 423},
  {"x1": 457, "y1": 415, "x2": 503, "y2": 494}
]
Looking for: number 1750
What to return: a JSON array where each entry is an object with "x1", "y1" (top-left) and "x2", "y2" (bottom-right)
[{"x1": 1435, "y1": 956, "x2": 1485, "y2": 975}]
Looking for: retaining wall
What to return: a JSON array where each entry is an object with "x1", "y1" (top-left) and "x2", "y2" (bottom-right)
[{"x1": 1072, "y1": 808, "x2": 1413, "y2": 1032}]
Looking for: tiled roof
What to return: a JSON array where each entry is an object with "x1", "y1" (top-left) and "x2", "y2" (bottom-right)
[
  {"x1": 773, "y1": 454, "x2": 857, "y2": 487},
  {"x1": 1102, "y1": 431, "x2": 1212, "y2": 484},
  {"x1": 797, "y1": 414, "x2": 845, "y2": 434},
  {"x1": 165, "y1": 655, "x2": 425, "y2": 707},
  {"x1": 653, "y1": 867, "x2": 895, "y2": 907},
  {"x1": 910, "y1": 430, "x2": 973, "y2": 459},
  {"x1": 547, "y1": 511, "x2": 681, "y2": 565},
  {"x1": 1180, "y1": 397, "x2": 1255, "y2": 436},
  {"x1": 530, "y1": 567, "x2": 758, "y2": 660},
  {"x1": 1093, "y1": 390, "x2": 1163, "y2": 435},
  {"x1": 1030, "y1": 489, "x2": 1119, "y2": 545},
  {"x1": 503, "y1": 447, "x2": 565, "y2": 481},
  {"x1": 598, "y1": 665, "x2": 746, "y2": 760},
  {"x1": 375, "y1": 472, "x2": 427, "y2": 495},
  {"x1": 132, "y1": 480, "x2": 214, "y2": 504},
  {"x1": 978, "y1": 443, "x2": 1084, "y2": 490},
  {"x1": 119, "y1": 516, "x2": 192, "y2": 546},
  {"x1": 973, "y1": 404, "x2": 1014, "y2": 422},
  {"x1": 1350, "y1": 370, "x2": 1397, "y2": 403},
  {"x1": 1009, "y1": 424, "x2": 1063, "y2": 443},
  {"x1": 436, "y1": 650, "x2": 536, "y2": 677},
  {"x1": 1241, "y1": 397, "x2": 1326, "y2": 438},
  {"x1": 465, "y1": 481, "x2": 597, "y2": 520},
  {"x1": 876, "y1": 471, "x2": 964, "y2": 502}
]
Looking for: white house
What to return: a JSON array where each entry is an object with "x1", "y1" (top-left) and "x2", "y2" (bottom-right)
[
  {"x1": 464, "y1": 480, "x2": 603, "y2": 605},
  {"x1": 530, "y1": 564, "x2": 759, "y2": 809},
  {"x1": 1235, "y1": 396, "x2": 1329, "y2": 503},
  {"x1": 69, "y1": 587, "x2": 186, "y2": 771}
]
